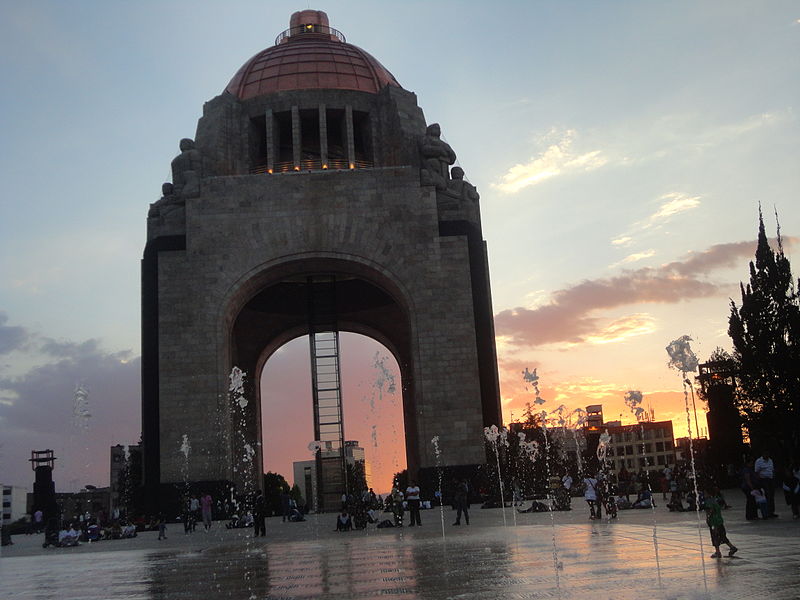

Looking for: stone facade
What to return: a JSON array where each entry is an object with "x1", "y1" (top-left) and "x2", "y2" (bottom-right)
[{"x1": 142, "y1": 15, "x2": 501, "y2": 507}]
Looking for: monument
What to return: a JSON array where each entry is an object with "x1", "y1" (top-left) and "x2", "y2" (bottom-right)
[{"x1": 142, "y1": 10, "x2": 501, "y2": 511}]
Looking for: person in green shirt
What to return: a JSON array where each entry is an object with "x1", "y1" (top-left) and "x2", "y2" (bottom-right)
[{"x1": 706, "y1": 487, "x2": 738, "y2": 558}]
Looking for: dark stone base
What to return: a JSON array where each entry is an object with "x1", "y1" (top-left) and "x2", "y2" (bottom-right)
[
  {"x1": 417, "y1": 464, "x2": 488, "y2": 505},
  {"x1": 152, "y1": 480, "x2": 238, "y2": 520}
]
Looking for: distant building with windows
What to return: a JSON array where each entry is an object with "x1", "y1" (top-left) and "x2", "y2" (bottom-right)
[
  {"x1": 2, "y1": 485, "x2": 28, "y2": 525},
  {"x1": 605, "y1": 421, "x2": 677, "y2": 472},
  {"x1": 293, "y1": 440, "x2": 368, "y2": 510},
  {"x1": 110, "y1": 444, "x2": 141, "y2": 514}
]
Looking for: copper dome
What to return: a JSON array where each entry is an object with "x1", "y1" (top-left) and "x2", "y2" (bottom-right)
[{"x1": 226, "y1": 10, "x2": 401, "y2": 100}]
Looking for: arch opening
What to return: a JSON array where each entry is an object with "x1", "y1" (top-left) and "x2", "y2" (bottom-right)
[
  {"x1": 260, "y1": 333, "x2": 405, "y2": 510},
  {"x1": 227, "y1": 261, "x2": 418, "y2": 509}
]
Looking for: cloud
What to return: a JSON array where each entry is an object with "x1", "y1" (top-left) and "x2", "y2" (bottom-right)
[
  {"x1": 0, "y1": 319, "x2": 139, "y2": 488},
  {"x1": 494, "y1": 238, "x2": 776, "y2": 348},
  {"x1": 584, "y1": 313, "x2": 657, "y2": 344},
  {"x1": 649, "y1": 193, "x2": 701, "y2": 222},
  {"x1": 611, "y1": 236, "x2": 633, "y2": 247},
  {"x1": 493, "y1": 129, "x2": 607, "y2": 194},
  {"x1": 0, "y1": 312, "x2": 29, "y2": 355},
  {"x1": 610, "y1": 249, "x2": 656, "y2": 269}
]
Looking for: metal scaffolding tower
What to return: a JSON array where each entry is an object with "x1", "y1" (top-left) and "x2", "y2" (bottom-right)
[{"x1": 307, "y1": 275, "x2": 347, "y2": 512}]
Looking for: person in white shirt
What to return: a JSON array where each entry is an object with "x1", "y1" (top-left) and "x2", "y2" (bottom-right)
[
  {"x1": 406, "y1": 482, "x2": 422, "y2": 526},
  {"x1": 754, "y1": 450, "x2": 777, "y2": 518},
  {"x1": 583, "y1": 475, "x2": 601, "y2": 519}
]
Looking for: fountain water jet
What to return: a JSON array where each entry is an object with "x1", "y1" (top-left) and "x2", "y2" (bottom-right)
[
  {"x1": 431, "y1": 436, "x2": 446, "y2": 539},
  {"x1": 522, "y1": 367, "x2": 562, "y2": 597},
  {"x1": 623, "y1": 389, "x2": 663, "y2": 589},
  {"x1": 666, "y1": 335, "x2": 709, "y2": 594},
  {"x1": 483, "y1": 425, "x2": 508, "y2": 526}
]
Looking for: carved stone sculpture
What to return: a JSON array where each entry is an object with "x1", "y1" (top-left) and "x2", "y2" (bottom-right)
[
  {"x1": 171, "y1": 138, "x2": 202, "y2": 197},
  {"x1": 418, "y1": 123, "x2": 456, "y2": 191},
  {"x1": 148, "y1": 182, "x2": 183, "y2": 219},
  {"x1": 446, "y1": 167, "x2": 479, "y2": 203}
]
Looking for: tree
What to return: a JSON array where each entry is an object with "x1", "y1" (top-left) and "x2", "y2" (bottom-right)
[
  {"x1": 728, "y1": 210, "x2": 800, "y2": 460},
  {"x1": 346, "y1": 461, "x2": 367, "y2": 495},
  {"x1": 262, "y1": 472, "x2": 290, "y2": 516}
]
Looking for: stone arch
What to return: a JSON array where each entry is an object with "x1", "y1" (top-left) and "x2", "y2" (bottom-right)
[{"x1": 218, "y1": 253, "x2": 420, "y2": 493}]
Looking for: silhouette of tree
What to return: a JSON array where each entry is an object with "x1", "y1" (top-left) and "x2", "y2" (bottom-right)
[{"x1": 728, "y1": 210, "x2": 800, "y2": 460}]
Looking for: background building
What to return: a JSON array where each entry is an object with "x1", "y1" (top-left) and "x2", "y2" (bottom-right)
[
  {"x1": 293, "y1": 439, "x2": 368, "y2": 509},
  {"x1": 606, "y1": 421, "x2": 676, "y2": 472},
  {"x1": 2, "y1": 485, "x2": 28, "y2": 525},
  {"x1": 109, "y1": 444, "x2": 141, "y2": 516}
]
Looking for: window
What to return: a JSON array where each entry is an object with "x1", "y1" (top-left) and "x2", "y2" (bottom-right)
[
  {"x1": 625, "y1": 445, "x2": 634, "y2": 455},
  {"x1": 644, "y1": 443, "x2": 652, "y2": 453},
  {"x1": 638, "y1": 458, "x2": 647, "y2": 467},
  {"x1": 626, "y1": 459, "x2": 634, "y2": 468},
  {"x1": 656, "y1": 441, "x2": 664, "y2": 452},
  {"x1": 657, "y1": 455, "x2": 666, "y2": 465},
  {"x1": 665, "y1": 440, "x2": 673, "y2": 450}
]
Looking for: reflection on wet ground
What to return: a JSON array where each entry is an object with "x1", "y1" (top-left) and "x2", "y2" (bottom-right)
[{"x1": 3, "y1": 510, "x2": 799, "y2": 599}]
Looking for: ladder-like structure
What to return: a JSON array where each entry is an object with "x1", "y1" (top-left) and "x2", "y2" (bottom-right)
[{"x1": 307, "y1": 275, "x2": 347, "y2": 512}]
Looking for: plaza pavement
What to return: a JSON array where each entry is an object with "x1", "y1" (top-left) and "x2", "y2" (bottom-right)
[{"x1": 2, "y1": 496, "x2": 798, "y2": 599}]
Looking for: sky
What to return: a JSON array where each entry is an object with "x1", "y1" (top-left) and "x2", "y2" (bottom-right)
[{"x1": 1, "y1": 1, "x2": 798, "y2": 494}]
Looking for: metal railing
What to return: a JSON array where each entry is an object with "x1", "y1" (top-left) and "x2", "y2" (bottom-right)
[{"x1": 275, "y1": 24, "x2": 346, "y2": 45}]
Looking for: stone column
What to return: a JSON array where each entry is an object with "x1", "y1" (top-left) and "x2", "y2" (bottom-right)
[
  {"x1": 265, "y1": 109, "x2": 274, "y2": 172},
  {"x1": 319, "y1": 104, "x2": 328, "y2": 168},
  {"x1": 292, "y1": 106, "x2": 301, "y2": 169},
  {"x1": 345, "y1": 105, "x2": 355, "y2": 167}
]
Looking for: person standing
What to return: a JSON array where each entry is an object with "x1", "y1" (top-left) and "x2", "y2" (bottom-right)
[
  {"x1": 739, "y1": 458, "x2": 758, "y2": 520},
  {"x1": 706, "y1": 489, "x2": 737, "y2": 558},
  {"x1": 391, "y1": 486, "x2": 404, "y2": 527},
  {"x1": 189, "y1": 495, "x2": 200, "y2": 531},
  {"x1": 781, "y1": 467, "x2": 800, "y2": 519},
  {"x1": 453, "y1": 479, "x2": 470, "y2": 525},
  {"x1": 583, "y1": 474, "x2": 601, "y2": 519},
  {"x1": 754, "y1": 450, "x2": 777, "y2": 518},
  {"x1": 406, "y1": 481, "x2": 422, "y2": 526},
  {"x1": 253, "y1": 491, "x2": 266, "y2": 537},
  {"x1": 200, "y1": 492, "x2": 213, "y2": 531}
]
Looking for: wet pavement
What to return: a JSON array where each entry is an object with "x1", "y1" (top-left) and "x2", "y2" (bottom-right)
[{"x1": 2, "y1": 504, "x2": 799, "y2": 599}]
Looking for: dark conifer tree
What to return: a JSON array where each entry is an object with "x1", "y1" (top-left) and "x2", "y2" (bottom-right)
[{"x1": 728, "y1": 209, "x2": 800, "y2": 460}]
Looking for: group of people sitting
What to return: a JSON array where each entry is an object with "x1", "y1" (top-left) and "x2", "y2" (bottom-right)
[{"x1": 51, "y1": 520, "x2": 137, "y2": 547}]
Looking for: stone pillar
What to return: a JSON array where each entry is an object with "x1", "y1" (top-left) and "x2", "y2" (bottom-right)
[
  {"x1": 370, "y1": 113, "x2": 378, "y2": 166},
  {"x1": 265, "y1": 109, "x2": 274, "y2": 172},
  {"x1": 345, "y1": 105, "x2": 355, "y2": 167},
  {"x1": 292, "y1": 106, "x2": 301, "y2": 169},
  {"x1": 319, "y1": 104, "x2": 328, "y2": 167}
]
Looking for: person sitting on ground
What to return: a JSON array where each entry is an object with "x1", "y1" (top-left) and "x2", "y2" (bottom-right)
[
  {"x1": 336, "y1": 510, "x2": 352, "y2": 531},
  {"x1": 633, "y1": 489, "x2": 653, "y2": 509},
  {"x1": 122, "y1": 522, "x2": 138, "y2": 538},
  {"x1": 58, "y1": 524, "x2": 80, "y2": 547},
  {"x1": 367, "y1": 507, "x2": 380, "y2": 524},
  {"x1": 751, "y1": 487, "x2": 769, "y2": 519},
  {"x1": 615, "y1": 494, "x2": 632, "y2": 510},
  {"x1": 552, "y1": 485, "x2": 572, "y2": 511},
  {"x1": 86, "y1": 522, "x2": 101, "y2": 542},
  {"x1": 225, "y1": 513, "x2": 241, "y2": 529},
  {"x1": 109, "y1": 521, "x2": 122, "y2": 539},
  {"x1": 288, "y1": 507, "x2": 305, "y2": 522}
]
